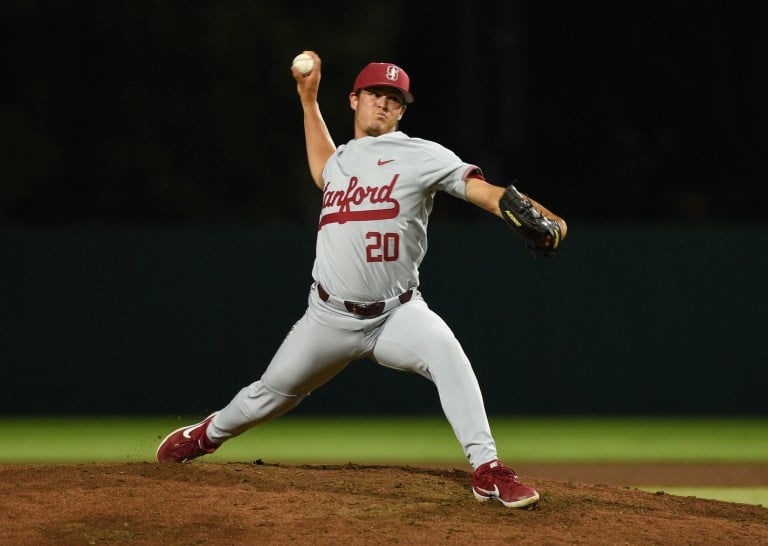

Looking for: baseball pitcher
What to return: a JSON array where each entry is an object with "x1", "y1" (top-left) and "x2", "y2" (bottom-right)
[{"x1": 157, "y1": 50, "x2": 567, "y2": 509}]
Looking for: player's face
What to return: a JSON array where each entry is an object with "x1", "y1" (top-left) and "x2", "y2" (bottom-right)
[{"x1": 351, "y1": 87, "x2": 406, "y2": 137}]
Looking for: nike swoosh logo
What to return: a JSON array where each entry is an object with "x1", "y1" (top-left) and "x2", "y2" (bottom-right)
[
  {"x1": 377, "y1": 159, "x2": 395, "y2": 166},
  {"x1": 182, "y1": 421, "x2": 207, "y2": 439},
  {"x1": 475, "y1": 484, "x2": 500, "y2": 497}
]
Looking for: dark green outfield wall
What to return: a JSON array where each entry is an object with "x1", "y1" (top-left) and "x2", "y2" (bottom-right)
[{"x1": 2, "y1": 225, "x2": 766, "y2": 415}]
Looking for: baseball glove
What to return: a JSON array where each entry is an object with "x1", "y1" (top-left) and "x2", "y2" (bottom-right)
[{"x1": 499, "y1": 183, "x2": 562, "y2": 258}]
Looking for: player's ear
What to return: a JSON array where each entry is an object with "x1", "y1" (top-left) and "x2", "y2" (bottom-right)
[
  {"x1": 398, "y1": 104, "x2": 406, "y2": 120},
  {"x1": 349, "y1": 91, "x2": 359, "y2": 111}
]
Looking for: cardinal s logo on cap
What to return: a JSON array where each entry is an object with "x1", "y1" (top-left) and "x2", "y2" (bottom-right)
[{"x1": 352, "y1": 62, "x2": 414, "y2": 103}]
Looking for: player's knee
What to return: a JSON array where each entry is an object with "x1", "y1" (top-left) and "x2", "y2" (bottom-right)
[{"x1": 244, "y1": 381, "x2": 305, "y2": 417}]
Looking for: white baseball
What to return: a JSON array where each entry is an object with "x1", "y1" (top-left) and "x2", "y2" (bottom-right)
[{"x1": 292, "y1": 53, "x2": 314, "y2": 76}]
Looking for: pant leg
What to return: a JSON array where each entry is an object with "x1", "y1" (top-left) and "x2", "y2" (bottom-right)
[
  {"x1": 372, "y1": 297, "x2": 498, "y2": 469},
  {"x1": 208, "y1": 297, "x2": 363, "y2": 443}
]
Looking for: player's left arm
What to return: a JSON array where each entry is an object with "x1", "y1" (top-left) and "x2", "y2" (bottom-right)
[{"x1": 465, "y1": 177, "x2": 568, "y2": 239}]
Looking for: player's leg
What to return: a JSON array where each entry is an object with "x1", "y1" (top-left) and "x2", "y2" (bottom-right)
[
  {"x1": 371, "y1": 296, "x2": 497, "y2": 468},
  {"x1": 157, "y1": 296, "x2": 363, "y2": 462},
  {"x1": 207, "y1": 300, "x2": 363, "y2": 443},
  {"x1": 372, "y1": 296, "x2": 539, "y2": 508}
]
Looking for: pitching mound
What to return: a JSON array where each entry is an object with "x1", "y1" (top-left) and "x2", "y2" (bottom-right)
[{"x1": 1, "y1": 462, "x2": 766, "y2": 545}]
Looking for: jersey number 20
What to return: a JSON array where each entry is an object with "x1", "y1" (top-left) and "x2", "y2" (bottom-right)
[{"x1": 365, "y1": 231, "x2": 399, "y2": 262}]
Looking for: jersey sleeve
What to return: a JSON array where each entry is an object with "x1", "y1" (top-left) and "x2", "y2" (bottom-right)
[{"x1": 409, "y1": 138, "x2": 482, "y2": 201}]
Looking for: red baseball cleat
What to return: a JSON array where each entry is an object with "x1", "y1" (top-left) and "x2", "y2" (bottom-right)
[
  {"x1": 471, "y1": 459, "x2": 540, "y2": 508},
  {"x1": 156, "y1": 413, "x2": 219, "y2": 463}
]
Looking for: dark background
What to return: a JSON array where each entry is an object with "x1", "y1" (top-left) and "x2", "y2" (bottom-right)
[
  {"x1": 2, "y1": 2, "x2": 767, "y2": 416},
  {"x1": 4, "y1": 226, "x2": 767, "y2": 415},
  {"x1": 4, "y1": 1, "x2": 766, "y2": 226}
]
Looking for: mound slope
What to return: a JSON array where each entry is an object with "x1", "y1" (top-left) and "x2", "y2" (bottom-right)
[{"x1": 1, "y1": 462, "x2": 766, "y2": 545}]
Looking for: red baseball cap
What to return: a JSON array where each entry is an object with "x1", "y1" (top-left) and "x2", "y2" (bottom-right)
[{"x1": 352, "y1": 62, "x2": 414, "y2": 104}]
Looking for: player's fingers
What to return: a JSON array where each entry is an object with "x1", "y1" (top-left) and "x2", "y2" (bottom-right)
[{"x1": 304, "y1": 50, "x2": 321, "y2": 68}]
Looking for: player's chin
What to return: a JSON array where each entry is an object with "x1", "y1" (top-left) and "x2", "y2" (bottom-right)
[
  {"x1": 364, "y1": 125, "x2": 387, "y2": 137},
  {"x1": 365, "y1": 121, "x2": 396, "y2": 137}
]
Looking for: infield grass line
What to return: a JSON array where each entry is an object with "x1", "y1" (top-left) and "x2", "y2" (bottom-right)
[
  {"x1": 635, "y1": 487, "x2": 767, "y2": 507},
  {"x1": 1, "y1": 415, "x2": 766, "y2": 464}
]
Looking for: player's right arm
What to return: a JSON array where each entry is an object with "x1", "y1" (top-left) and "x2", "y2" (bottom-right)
[{"x1": 292, "y1": 50, "x2": 335, "y2": 190}]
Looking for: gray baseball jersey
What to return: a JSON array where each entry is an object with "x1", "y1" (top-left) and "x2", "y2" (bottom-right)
[{"x1": 314, "y1": 131, "x2": 477, "y2": 301}]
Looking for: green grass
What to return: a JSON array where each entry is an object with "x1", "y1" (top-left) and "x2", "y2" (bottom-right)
[
  {"x1": 636, "y1": 487, "x2": 768, "y2": 506},
  {"x1": 2, "y1": 415, "x2": 767, "y2": 464},
  {"x1": 2, "y1": 415, "x2": 767, "y2": 506},
  {"x1": 490, "y1": 416, "x2": 768, "y2": 463}
]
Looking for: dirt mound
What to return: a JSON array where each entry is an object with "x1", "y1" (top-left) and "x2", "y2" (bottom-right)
[{"x1": 1, "y1": 462, "x2": 766, "y2": 545}]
